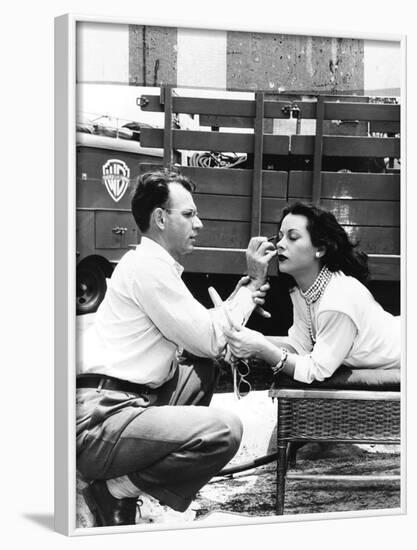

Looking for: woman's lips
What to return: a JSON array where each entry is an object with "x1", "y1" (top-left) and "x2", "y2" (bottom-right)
[{"x1": 278, "y1": 254, "x2": 288, "y2": 262}]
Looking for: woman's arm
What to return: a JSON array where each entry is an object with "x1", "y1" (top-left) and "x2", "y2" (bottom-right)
[
  {"x1": 224, "y1": 327, "x2": 298, "y2": 377},
  {"x1": 225, "y1": 311, "x2": 358, "y2": 382},
  {"x1": 292, "y1": 311, "x2": 357, "y2": 383}
]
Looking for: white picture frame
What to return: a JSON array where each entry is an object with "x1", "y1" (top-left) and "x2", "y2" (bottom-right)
[{"x1": 54, "y1": 13, "x2": 406, "y2": 537}]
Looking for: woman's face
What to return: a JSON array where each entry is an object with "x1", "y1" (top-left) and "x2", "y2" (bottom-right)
[{"x1": 276, "y1": 213, "x2": 322, "y2": 277}]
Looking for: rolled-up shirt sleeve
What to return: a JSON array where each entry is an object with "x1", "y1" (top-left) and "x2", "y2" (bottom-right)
[
  {"x1": 293, "y1": 311, "x2": 358, "y2": 383},
  {"x1": 132, "y1": 259, "x2": 255, "y2": 357}
]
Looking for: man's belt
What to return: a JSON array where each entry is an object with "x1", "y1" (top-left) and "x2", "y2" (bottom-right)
[{"x1": 76, "y1": 374, "x2": 151, "y2": 395}]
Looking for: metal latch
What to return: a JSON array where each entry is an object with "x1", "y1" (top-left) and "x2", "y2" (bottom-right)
[
  {"x1": 137, "y1": 96, "x2": 149, "y2": 108},
  {"x1": 112, "y1": 226, "x2": 128, "y2": 236},
  {"x1": 281, "y1": 103, "x2": 301, "y2": 118}
]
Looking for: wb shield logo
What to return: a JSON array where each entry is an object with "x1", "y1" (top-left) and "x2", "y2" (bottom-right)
[{"x1": 102, "y1": 159, "x2": 130, "y2": 202}]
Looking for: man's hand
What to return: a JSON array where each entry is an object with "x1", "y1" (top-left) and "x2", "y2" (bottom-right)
[
  {"x1": 227, "y1": 276, "x2": 271, "y2": 318},
  {"x1": 246, "y1": 236, "x2": 277, "y2": 284}
]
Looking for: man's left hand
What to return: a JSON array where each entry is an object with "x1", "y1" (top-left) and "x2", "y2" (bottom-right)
[{"x1": 227, "y1": 276, "x2": 271, "y2": 318}]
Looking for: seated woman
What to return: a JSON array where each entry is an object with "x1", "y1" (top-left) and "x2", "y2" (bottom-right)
[{"x1": 225, "y1": 202, "x2": 401, "y2": 384}]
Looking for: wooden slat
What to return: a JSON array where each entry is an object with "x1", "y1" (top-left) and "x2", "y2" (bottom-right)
[
  {"x1": 289, "y1": 172, "x2": 400, "y2": 201},
  {"x1": 138, "y1": 163, "x2": 287, "y2": 197},
  {"x1": 195, "y1": 220, "x2": 278, "y2": 248},
  {"x1": 140, "y1": 94, "x2": 399, "y2": 123},
  {"x1": 198, "y1": 210, "x2": 399, "y2": 252},
  {"x1": 179, "y1": 166, "x2": 287, "y2": 197},
  {"x1": 182, "y1": 247, "x2": 400, "y2": 280},
  {"x1": 196, "y1": 220, "x2": 250, "y2": 248},
  {"x1": 291, "y1": 135, "x2": 400, "y2": 157},
  {"x1": 141, "y1": 128, "x2": 289, "y2": 154},
  {"x1": 141, "y1": 94, "x2": 314, "y2": 119},
  {"x1": 183, "y1": 247, "x2": 246, "y2": 275},
  {"x1": 370, "y1": 121, "x2": 401, "y2": 134},
  {"x1": 323, "y1": 120, "x2": 368, "y2": 137},
  {"x1": 195, "y1": 194, "x2": 287, "y2": 223},
  {"x1": 324, "y1": 102, "x2": 400, "y2": 122},
  {"x1": 141, "y1": 95, "x2": 256, "y2": 116},
  {"x1": 343, "y1": 226, "x2": 400, "y2": 254},
  {"x1": 320, "y1": 199, "x2": 399, "y2": 227},
  {"x1": 368, "y1": 255, "x2": 400, "y2": 281},
  {"x1": 200, "y1": 115, "x2": 255, "y2": 128}
]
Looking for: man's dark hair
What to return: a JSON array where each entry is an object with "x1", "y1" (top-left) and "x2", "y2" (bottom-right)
[
  {"x1": 131, "y1": 169, "x2": 195, "y2": 232},
  {"x1": 278, "y1": 202, "x2": 369, "y2": 285}
]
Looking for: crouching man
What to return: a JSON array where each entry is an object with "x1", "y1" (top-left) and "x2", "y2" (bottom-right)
[{"x1": 76, "y1": 169, "x2": 276, "y2": 526}]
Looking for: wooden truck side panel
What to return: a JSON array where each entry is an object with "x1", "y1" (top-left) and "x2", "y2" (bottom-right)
[{"x1": 140, "y1": 91, "x2": 401, "y2": 283}]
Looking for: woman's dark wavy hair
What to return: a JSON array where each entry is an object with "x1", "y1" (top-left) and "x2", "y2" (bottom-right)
[{"x1": 278, "y1": 202, "x2": 369, "y2": 285}]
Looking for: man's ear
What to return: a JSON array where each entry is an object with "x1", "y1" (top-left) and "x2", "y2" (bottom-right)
[{"x1": 153, "y1": 207, "x2": 166, "y2": 230}]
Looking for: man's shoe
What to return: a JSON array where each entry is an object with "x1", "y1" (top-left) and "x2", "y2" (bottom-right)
[
  {"x1": 83, "y1": 480, "x2": 137, "y2": 527},
  {"x1": 137, "y1": 493, "x2": 197, "y2": 524}
]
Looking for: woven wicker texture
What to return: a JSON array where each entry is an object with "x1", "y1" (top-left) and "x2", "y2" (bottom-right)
[{"x1": 278, "y1": 398, "x2": 400, "y2": 442}]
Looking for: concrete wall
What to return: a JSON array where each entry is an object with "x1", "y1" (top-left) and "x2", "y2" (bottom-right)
[
  {"x1": 76, "y1": 22, "x2": 400, "y2": 95},
  {"x1": 226, "y1": 33, "x2": 364, "y2": 93},
  {"x1": 128, "y1": 25, "x2": 177, "y2": 87}
]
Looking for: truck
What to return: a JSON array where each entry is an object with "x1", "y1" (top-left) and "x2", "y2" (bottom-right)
[
  {"x1": 76, "y1": 122, "x2": 164, "y2": 313},
  {"x1": 76, "y1": 87, "x2": 401, "y2": 338}
]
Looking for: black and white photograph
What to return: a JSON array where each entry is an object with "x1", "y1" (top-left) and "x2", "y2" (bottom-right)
[
  {"x1": 54, "y1": 15, "x2": 405, "y2": 536},
  {"x1": 4, "y1": 1, "x2": 417, "y2": 548}
]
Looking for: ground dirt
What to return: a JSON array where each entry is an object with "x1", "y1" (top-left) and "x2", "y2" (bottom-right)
[
  {"x1": 76, "y1": 443, "x2": 400, "y2": 528},
  {"x1": 195, "y1": 443, "x2": 400, "y2": 518}
]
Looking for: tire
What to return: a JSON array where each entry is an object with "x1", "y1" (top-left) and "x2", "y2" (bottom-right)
[{"x1": 76, "y1": 261, "x2": 108, "y2": 315}]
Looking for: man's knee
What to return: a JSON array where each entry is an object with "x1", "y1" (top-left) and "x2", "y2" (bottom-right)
[
  {"x1": 208, "y1": 408, "x2": 243, "y2": 457},
  {"x1": 224, "y1": 410, "x2": 243, "y2": 453}
]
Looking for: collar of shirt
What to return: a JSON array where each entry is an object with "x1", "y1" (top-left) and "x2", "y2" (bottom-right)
[{"x1": 138, "y1": 236, "x2": 184, "y2": 276}]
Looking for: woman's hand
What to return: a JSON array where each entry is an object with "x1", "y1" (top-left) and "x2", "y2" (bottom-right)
[{"x1": 224, "y1": 325, "x2": 267, "y2": 359}]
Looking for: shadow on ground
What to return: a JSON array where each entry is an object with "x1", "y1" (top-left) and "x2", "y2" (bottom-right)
[{"x1": 23, "y1": 513, "x2": 55, "y2": 531}]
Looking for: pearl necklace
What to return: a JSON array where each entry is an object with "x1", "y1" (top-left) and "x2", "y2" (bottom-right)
[{"x1": 300, "y1": 265, "x2": 333, "y2": 344}]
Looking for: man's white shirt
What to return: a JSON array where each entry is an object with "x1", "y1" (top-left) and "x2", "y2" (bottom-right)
[{"x1": 77, "y1": 237, "x2": 255, "y2": 387}]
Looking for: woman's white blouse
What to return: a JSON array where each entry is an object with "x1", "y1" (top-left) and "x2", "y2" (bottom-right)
[{"x1": 284, "y1": 271, "x2": 401, "y2": 384}]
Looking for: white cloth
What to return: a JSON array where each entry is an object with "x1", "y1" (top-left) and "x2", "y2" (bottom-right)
[
  {"x1": 283, "y1": 271, "x2": 401, "y2": 384},
  {"x1": 77, "y1": 237, "x2": 255, "y2": 387}
]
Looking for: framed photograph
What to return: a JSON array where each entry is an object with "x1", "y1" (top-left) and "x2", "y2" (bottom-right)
[{"x1": 55, "y1": 13, "x2": 405, "y2": 536}]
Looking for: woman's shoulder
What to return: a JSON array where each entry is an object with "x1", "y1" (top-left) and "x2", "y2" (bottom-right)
[
  {"x1": 329, "y1": 271, "x2": 368, "y2": 292},
  {"x1": 321, "y1": 271, "x2": 372, "y2": 310}
]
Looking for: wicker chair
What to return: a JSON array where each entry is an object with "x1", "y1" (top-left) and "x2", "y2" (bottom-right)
[{"x1": 268, "y1": 367, "x2": 401, "y2": 514}]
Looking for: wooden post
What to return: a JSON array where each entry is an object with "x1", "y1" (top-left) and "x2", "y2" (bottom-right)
[
  {"x1": 312, "y1": 96, "x2": 324, "y2": 205},
  {"x1": 276, "y1": 398, "x2": 290, "y2": 515},
  {"x1": 161, "y1": 85, "x2": 173, "y2": 168},
  {"x1": 251, "y1": 92, "x2": 265, "y2": 236}
]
